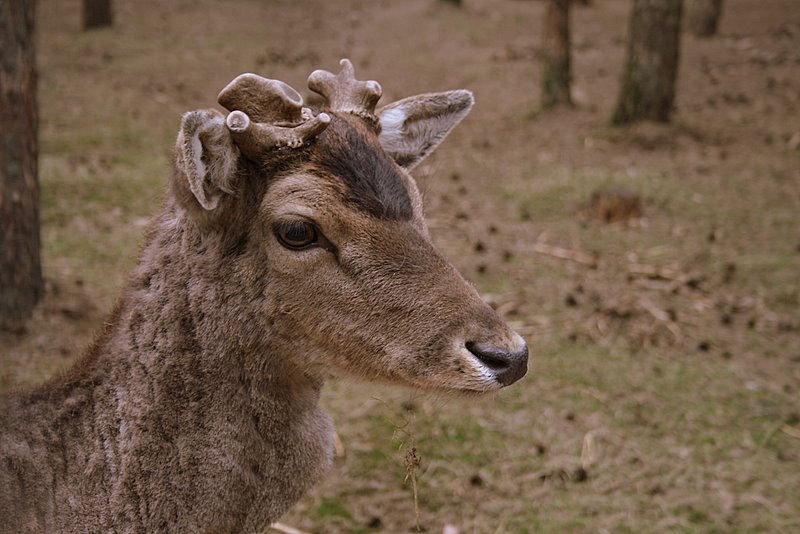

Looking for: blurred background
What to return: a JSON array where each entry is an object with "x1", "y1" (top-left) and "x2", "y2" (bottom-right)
[{"x1": 1, "y1": 0, "x2": 799, "y2": 532}]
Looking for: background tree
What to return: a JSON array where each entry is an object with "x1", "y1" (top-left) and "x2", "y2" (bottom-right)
[
  {"x1": 612, "y1": 0, "x2": 683, "y2": 125},
  {"x1": 0, "y1": 0, "x2": 42, "y2": 329},
  {"x1": 541, "y1": 0, "x2": 572, "y2": 109},
  {"x1": 83, "y1": 0, "x2": 112, "y2": 29},
  {"x1": 687, "y1": 0, "x2": 723, "y2": 37}
]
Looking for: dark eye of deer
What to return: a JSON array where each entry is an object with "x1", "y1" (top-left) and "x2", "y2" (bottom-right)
[{"x1": 274, "y1": 221, "x2": 318, "y2": 250}]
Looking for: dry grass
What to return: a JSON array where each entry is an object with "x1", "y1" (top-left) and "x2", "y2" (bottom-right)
[{"x1": 2, "y1": 0, "x2": 799, "y2": 532}]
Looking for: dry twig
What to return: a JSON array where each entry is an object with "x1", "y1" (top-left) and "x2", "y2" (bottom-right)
[
  {"x1": 532, "y1": 242, "x2": 599, "y2": 268},
  {"x1": 781, "y1": 425, "x2": 800, "y2": 439},
  {"x1": 332, "y1": 430, "x2": 345, "y2": 458},
  {"x1": 628, "y1": 262, "x2": 686, "y2": 280},
  {"x1": 404, "y1": 443, "x2": 422, "y2": 531},
  {"x1": 639, "y1": 299, "x2": 682, "y2": 342},
  {"x1": 628, "y1": 263, "x2": 703, "y2": 290},
  {"x1": 269, "y1": 522, "x2": 311, "y2": 534}
]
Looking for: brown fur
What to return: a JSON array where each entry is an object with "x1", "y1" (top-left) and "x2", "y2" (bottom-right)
[{"x1": 0, "y1": 80, "x2": 526, "y2": 533}]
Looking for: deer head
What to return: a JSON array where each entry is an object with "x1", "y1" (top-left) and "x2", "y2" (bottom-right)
[{"x1": 170, "y1": 59, "x2": 527, "y2": 393}]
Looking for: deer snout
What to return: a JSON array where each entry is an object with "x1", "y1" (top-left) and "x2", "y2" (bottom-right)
[{"x1": 465, "y1": 336, "x2": 528, "y2": 386}]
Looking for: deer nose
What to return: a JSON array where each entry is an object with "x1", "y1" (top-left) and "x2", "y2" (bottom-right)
[{"x1": 466, "y1": 340, "x2": 529, "y2": 386}]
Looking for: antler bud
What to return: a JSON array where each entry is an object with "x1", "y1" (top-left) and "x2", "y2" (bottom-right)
[
  {"x1": 218, "y1": 74, "x2": 305, "y2": 124},
  {"x1": 225, "y1": 110, "x2": 330, "y2": 158},
  {"x1": 218, "y1": 73, "x2": 330, "y2": 156},
  {"x1": 307, "y1": 58, "x2": 382, "y2": 122}
]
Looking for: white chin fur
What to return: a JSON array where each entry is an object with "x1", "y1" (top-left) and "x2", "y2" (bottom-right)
[{"x1": 459, "y1": 345, "x2": 503, "y2": 391}]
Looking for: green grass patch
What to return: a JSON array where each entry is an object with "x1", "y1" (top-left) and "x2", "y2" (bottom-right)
[{"x1": 312, "y1": 497, "x2": 354, "y2": 521}]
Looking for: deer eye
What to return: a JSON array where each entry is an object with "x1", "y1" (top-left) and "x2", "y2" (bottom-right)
[{"x1": 274, "y1": 221, "x2": 318, "y2": 250}]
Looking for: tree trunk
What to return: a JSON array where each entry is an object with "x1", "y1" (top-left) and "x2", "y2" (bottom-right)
[
  {"x1": 0, "y1": 0, "x2": 42, "y2": 329},
  {"x1": 83, "y1": 0, "x2": 112, "y2": 29},
  {"x1": 687, "y1": 0, "x2": 723, "y2": 37},
  {"x1": 541, "y1": 0, "x2": 572, "y2": 109},
  {"x1": 612, "y1": 0, "x2": 683, "y2": 125}
]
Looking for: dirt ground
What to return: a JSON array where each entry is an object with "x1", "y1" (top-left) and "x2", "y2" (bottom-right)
[{"x1": 2, "y1": 0, "x2": 799, "y2": 532}]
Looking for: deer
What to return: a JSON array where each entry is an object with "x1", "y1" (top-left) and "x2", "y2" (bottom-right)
[{"x1": 0, "y1": 59, "x2": 528, "y2": 533}]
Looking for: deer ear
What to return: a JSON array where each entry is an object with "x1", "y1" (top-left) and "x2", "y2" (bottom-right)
[
  {"x1": 377, "y1": 90, "x2": 474, "y2": 170},
  {"x1": 174, "y1": 109, "x2": 239, "y2": 212}
]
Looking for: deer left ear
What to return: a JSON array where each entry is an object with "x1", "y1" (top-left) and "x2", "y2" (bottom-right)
[
  {"x1": 174, "y1": 109, "x2": 240, "y2": 213},
  {"x1": 377, "y1": 90, "x2": 474, "y2": 170}
]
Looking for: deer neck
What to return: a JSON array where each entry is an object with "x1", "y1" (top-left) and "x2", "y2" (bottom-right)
[
  {"x1": 2, "y1": 204, "x2": 333, "y2": 531},
  {"x1": 72, "y1": 202, "x2": 324, "y2": 432}
]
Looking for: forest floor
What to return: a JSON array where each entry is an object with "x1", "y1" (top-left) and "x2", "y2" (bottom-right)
[{"x1": 2, "y1": 0, "x2": 799, "y2": 532}]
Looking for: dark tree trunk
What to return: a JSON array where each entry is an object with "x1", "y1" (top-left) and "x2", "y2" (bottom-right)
[
  {"x1": 612, "y1": 0, "x2": 683, "y2": 125},
  {"x1": 0, "y1": 0, "x2": 42, "y2": 329},
  {"x1": 83, "y1": 0, "x2": 112, "y2": 29},
  {"x1": 541, "y1": 0, "x2": 572, "y2": 109},
  {"x1": 687, "y1": 0, "x2": 723, "y2": 37}
]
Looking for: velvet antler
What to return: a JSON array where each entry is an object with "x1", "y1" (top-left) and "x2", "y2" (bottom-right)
[
  {"x1": 217, "y1": 73, "x2": 330, "y2": 157},
  {"x1": 307, "y1": 58, "x2": 382, "y2": 123},
  {"x1": 225, "y1": 110, "x2": 330, "y2": 155}
]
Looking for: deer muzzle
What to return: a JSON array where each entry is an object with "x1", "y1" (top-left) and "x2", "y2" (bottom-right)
[{"x1": 465, "y1": 337, "x2": 529, "y2": 386}]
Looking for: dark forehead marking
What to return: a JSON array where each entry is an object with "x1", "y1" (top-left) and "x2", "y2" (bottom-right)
[{"x1": 310, "y1": 114, "x2": 413, "y2": 220}]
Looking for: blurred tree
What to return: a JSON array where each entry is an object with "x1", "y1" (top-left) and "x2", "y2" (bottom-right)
[
  {"x1": 83, "y1": 0, "x2": 112, "y2": 29},
  {"x1": 612, "y1": 0, "x2": 683, "y2": 125},
  {"x1": 0, "y1": 0, "x2": 42, "y2": 329},
  {"x1": 541, "y1": 0, "x2": 572, "y2": 109},
  {"x1": 687, "y1": 0, "x2": 723, "y2": 37}
]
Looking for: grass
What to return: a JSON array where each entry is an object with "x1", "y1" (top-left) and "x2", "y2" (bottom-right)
[
  {"x1": 301, "y1": 326, "x2": 797, "y2": 532},
  {"x1": 312, "y1": 497, "x2": 354, "y2": 522}
]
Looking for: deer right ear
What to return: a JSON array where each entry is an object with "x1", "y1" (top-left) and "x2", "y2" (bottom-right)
[
  {"x1": 173, "y1": 109, "x2": 239, "y2": 212},
  {"x1": 377, "y1": 90, "x2": 474, "y2": 170}
]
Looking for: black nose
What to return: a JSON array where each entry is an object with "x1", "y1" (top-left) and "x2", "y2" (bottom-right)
[{"x1": 466, "y1": 341, "x2": 529, "y2": 386}]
